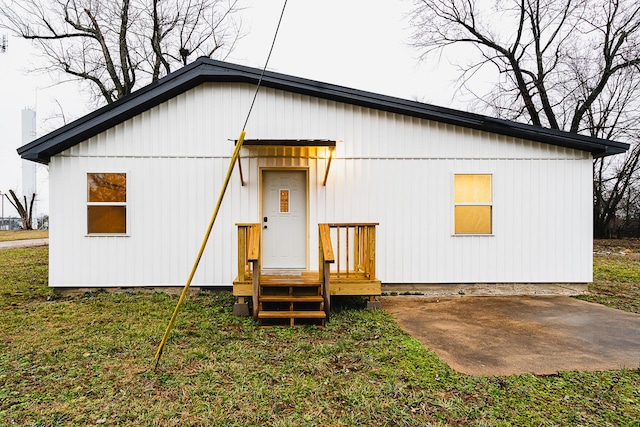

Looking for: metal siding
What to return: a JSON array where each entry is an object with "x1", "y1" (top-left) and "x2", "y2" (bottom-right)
[{"x1": 50, "y1": 82, "x2": 593, "y2": 287}]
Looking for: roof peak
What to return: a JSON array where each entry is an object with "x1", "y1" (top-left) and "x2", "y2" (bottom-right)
[{"x1": 18, "y1": 59, "x2": 628, "y2": 163}]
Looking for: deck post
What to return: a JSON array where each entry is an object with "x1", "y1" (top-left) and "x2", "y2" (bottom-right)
[
  {"x1": 234, "y1": 223, "x2": 261, "y2": 318},
  {"x1": 248, "y1": 224, "x2": 261, "y2": 320},
  {"x1": 365, "y1": 225, "x2": 379, "y2": 308},
  {"x1": 237, "y1": 226, "x2": 247, "y2": 282},
  {"x1": 323, "y1": 260, "x2": 331, "y2": 320},
  {"x1": 318, "y1": 224, "x2": 335, "y2": 321},
  {"x1": 367, "y1": 225, "x2": 376, "y2": 280},
  {"x1": 251, "y1": 259, "x2": 259, "y2": 319},
  {"x1": 233, "y1": 225, "x2": 251, "y2": 316}
]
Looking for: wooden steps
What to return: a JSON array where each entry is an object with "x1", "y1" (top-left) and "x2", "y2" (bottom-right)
[
  {"x1": 235, "y1": 223, "x2": 381, "y2": 325},
  {"x1": 259, "y1": 277, "x2": 322, "y2": 287},
  {"x1": 258, "y1": 311, "x2": 326, "y2": 319},
  {"x1": 259, "y1": 295, "x2": 324, "y2": 303},
  {"x1": 257, "y1": 274, "x2": 326, "y2": 327}
]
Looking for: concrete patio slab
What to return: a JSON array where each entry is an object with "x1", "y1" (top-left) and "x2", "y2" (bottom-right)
[{"x1": 381, "y1": 295, "x2": 640, "y2": 376}]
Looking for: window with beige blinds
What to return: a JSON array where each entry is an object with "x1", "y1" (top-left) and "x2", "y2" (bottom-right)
[
  {"x1": 87, "y1": 173, "x2": 127, "y2": 234},
  {"x1": 454, "y1": 174, "x2": 492, "y2": 234}
]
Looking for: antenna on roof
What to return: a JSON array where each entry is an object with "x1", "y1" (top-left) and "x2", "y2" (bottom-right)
[{"x1": 0, "y1": 35, "x2": 7, "y2": 53}]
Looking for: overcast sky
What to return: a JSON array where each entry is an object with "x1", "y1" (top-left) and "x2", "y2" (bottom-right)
[{"x1": 0, "y1": 0, "x2": 479, "y2": 216}]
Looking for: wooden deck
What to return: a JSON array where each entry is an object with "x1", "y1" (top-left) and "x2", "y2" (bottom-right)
[
  {"x1": 234, "y1": 223, "x2": 381, "y2": 325},
  {"x1": 233, "y1": 271, "x2": 382, "y2": 297}
]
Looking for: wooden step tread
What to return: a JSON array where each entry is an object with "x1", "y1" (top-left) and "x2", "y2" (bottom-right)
[
  {"x1": 258, "y1": 310, "x2": 327, "y2": 319},
  {"x1": 260, "y1": 296, "x2": 324, "y2": 303},
  {"x1": 260, "y1": 278, "x2": 322, "y2": 287}
]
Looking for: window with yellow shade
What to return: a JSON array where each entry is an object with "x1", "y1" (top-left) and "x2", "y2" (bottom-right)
[
  {"x1": 87, "y1": 173, "x2": 127, "y2": 234},
  {"x1": 454, "y1": 174, "x2": 492, "y2": 235}
]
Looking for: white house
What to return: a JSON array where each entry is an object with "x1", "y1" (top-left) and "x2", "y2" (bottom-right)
[{"x1": 18, "y1": 59, "x2": 627, "y2": 323}]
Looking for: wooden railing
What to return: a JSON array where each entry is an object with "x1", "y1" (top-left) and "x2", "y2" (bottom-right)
[
  {"x1": 238, "y1": 223, "x2": 377, "y2": 320},
  {"x1": 324, "y1": 223, "x2": 378, "y2": 280},
  {"x1": 319, "y1": 223, "x2": 378, "y2": 316},
  {"x1": 318, "y1": 224, "x2": 335, "y2": 318},
  {"x1": 236, "y1": 223, "x2": 261, "y2": 319}
]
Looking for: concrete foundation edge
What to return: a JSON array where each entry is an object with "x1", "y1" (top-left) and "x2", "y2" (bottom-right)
[
  {"x1": 52, "y1": 286, "x2": 233, "y2": 297},
  {"x1": 382, "y1": 283, "x2": 589, "y2": 296},
  {"x1": 50, "y1": 283, "x2": 589, "y2": 298}
]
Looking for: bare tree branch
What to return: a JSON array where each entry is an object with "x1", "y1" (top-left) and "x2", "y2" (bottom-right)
[
  {"x1": 6, "y1": 190, "x2": 35, "y2": 230},
  {"x1": 0, "y1": 0, "x2": 244, "y2": 105},
  {"x1": 408, "y1": 0, "x2": 640, "y2": 237}
]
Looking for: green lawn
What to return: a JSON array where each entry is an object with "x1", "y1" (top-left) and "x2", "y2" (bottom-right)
[
  {"x1": 576, "y1": 245, "x2": 640, "y2": 314},
  {"x1": 0, "y1": 247, "x2": 638, "y2": 426}
]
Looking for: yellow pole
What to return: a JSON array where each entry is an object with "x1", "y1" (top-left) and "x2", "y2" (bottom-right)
[{"x1": 154, "y1": 130, "x2": 246, "y2": 368}]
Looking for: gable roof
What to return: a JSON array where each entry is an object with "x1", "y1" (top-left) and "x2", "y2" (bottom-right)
[{"x1": 18, "y1": 58, "x2": 629, "y2": 164}]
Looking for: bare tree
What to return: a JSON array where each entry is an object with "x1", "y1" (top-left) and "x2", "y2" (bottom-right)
[
  {"x1": 408, "y1": 0, "x2": 640, "y2": 238},
  {"x1": 0, "y1": 0, "x2": 243, "y2": 104},
  {"x1": 6, "y1": 190, "x2": 35, "y2": 230}
]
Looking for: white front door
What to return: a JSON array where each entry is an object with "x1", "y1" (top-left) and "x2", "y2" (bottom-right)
[{"x1": 262, "y1": 170, "x2": 307, "y2": 270}]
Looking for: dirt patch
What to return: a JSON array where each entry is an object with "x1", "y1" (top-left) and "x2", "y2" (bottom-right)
[{"x1": 594, "y1": 238, "x2": 640, "y2": 254}]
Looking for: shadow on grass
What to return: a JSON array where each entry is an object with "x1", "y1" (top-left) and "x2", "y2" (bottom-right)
[{"x1": 331, "y1": 295, "x2": 368, "y2": 312}]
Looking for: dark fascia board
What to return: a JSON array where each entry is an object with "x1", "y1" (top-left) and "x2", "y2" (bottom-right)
[
  {"x1": 18, "y1": 57, "x2": 629, "y2": 164},
  {"x1": 240, "y1": 139, "x2": 336, "y2": 147}
]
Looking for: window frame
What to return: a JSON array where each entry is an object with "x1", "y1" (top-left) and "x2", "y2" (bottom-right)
[
  {"x1": 452, "y1": 172, "x2": 494, "y2": 236},
  {"x1": 86, "y1": 171, "x2": 130, "y2": 237}
]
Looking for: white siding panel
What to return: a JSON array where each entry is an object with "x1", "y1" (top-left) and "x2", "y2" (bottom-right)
[{"x1": 50, "y1": 82, "x2": 594, "y2": 287}]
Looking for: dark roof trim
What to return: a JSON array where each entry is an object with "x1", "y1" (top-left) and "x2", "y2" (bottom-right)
[
  {"x1": 239, "y1": 139, "x2": 336, "y2": 147},
  {"x1": 18, "y1": 58, "x2": 629, "y2": 164}
]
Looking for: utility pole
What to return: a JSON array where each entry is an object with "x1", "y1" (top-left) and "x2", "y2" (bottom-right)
[{"x1": 1, "y1": 36, "x2": 8, "y2": 227}]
